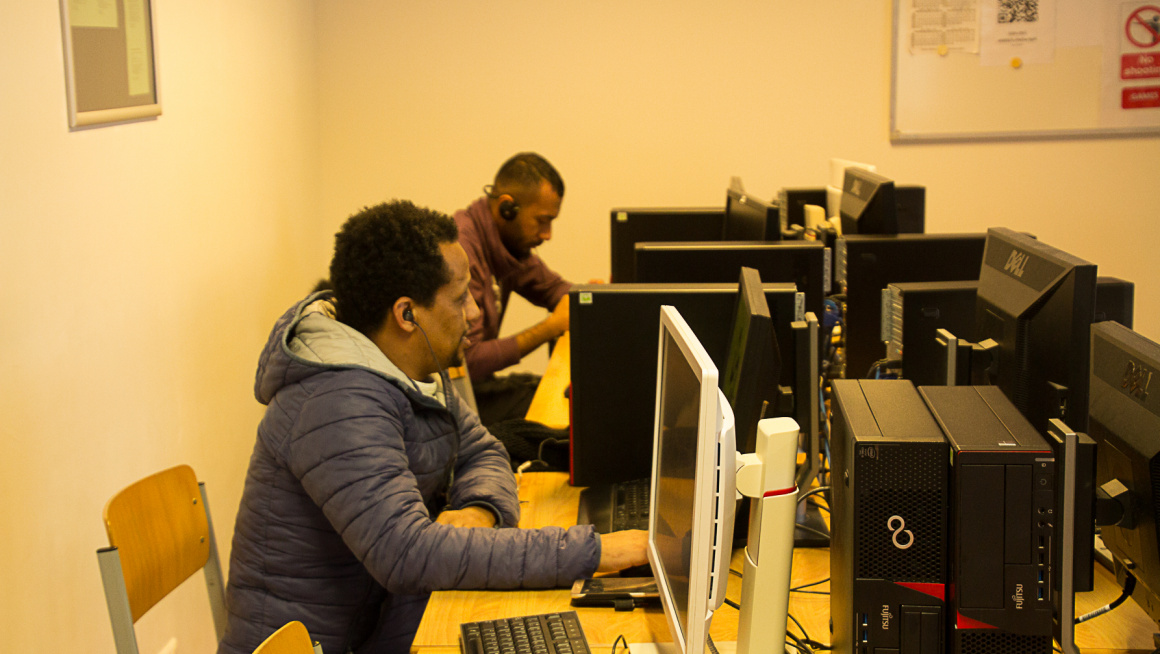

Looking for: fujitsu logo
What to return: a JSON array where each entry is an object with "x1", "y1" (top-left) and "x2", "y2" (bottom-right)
[
  {"x1": 880, "y1": 605, "x2": 893, "y2": 630},
  {"x1": 887, "y1": 515, "x2": 914, "y2": 550},
  {"x1": 1012, "y1": 583, "x2": 1025, "y2": 609},
  {"x1": 1004, "y1": 249, "x2": 1029, "y2": 278},
  {"x1": 1123, "y1": 360, "x2": 1153, "y2": 401}
]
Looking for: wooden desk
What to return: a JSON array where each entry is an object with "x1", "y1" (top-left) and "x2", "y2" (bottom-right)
[
  {"x1": 525, "y1": 332, "x2": 570, "y2": 429},
  {"x1": 413, "y1": 473, "x2": 1155, "y2": 653}
]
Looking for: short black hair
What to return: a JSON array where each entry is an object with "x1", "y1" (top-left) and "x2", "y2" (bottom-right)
[
  {"x1": 494, "y1": 152, "x2": 564, "y2": 200},
  {"x1": 329, "y1": 200, "x2": 459, "y2": 337}
]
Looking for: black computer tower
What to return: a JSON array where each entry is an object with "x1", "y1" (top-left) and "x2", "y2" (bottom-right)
[
  {"x1": 920, "y1": 385, "x2": 1055, "y2": 654},
  {"x1": 568, "y1": 283, "x2": 802, "y2": 486},
  {"x1": 830, "y1": 379, "x2": 948, "y2": 654}
]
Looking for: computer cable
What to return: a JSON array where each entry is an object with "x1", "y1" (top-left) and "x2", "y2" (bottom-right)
[
  {"x1": 409, "y1": 315, "x2": 464, "y2": 508},
  {"x1": 610, "y1": 634, "x2": 628, "y2": 654},
  {"x1": 787, "y1": 613, "x2": 831, "y2": 651},
  {"x1": 790, "y1": 577, "x2": 830, "y2": 595},
  {"x1": 1075, "y1": 572, "x2": 1136, "y2": 623}
]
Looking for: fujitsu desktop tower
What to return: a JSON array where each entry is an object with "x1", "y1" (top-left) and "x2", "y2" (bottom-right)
[
  {"x1": 831, "y1": 380, "x2": 948, "y2": 654},
  {"x1": 920, "y1": 386, "x2": 1056, "y2": 654}
]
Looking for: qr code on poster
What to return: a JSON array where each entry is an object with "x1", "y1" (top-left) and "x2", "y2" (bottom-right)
[{"x1": 998, "y1": 0, "x2": 1038, "y2": 23}]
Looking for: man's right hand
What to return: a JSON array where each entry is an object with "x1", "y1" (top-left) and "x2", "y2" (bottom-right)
[
  {"x1": 544, "y1": 296, "x2": 569, "y2": 339},
  {"x1": 596, "y1": 529, "x2": 649, "y2": 573}
]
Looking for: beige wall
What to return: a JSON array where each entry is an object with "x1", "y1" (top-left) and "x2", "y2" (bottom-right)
[
  {"x1": 2, "y1": 1, "x2": 1158, "y2": 652},
  {"x1": 316, "y1": 1, "x2": 1160, "y2": 349},
  {"x1": 0, "y1": 1, "x2": 320, "y2": 652}
]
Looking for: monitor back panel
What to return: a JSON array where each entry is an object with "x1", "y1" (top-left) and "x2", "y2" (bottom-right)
[
  {"x1": 608, "y1": 208, "x2": 724, "y2": 283},
  {"x1": 568, "y1": 283, "x2": 800, "y2": 486},
  {"x1": 633, "y1": 241, "x2": 827, "y2": 322},
  {"x1": 836, "y1": 234, "x2": 985, "y2": 380}
]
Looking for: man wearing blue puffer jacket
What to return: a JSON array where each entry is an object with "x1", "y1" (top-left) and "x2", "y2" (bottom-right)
[{"x1": 218, "y1": 200, "x2": 646, "y2": 654}]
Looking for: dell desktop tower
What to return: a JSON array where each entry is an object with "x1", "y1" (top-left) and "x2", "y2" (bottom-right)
[
  {"x1": 920, "y1": 385, "x2": 1056, "y2": 654},
  {"x1": 831, "y1": 379, "x2": 948, "y2": 654}
]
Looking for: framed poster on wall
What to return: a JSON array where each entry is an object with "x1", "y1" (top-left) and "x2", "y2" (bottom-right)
[{"x1": 60, "y1": 0, "x2": 160, "y2": 128}]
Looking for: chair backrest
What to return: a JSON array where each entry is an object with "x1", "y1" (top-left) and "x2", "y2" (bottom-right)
[
  {"x1": 448, "y1": 364, "x2": 479, "y2": 414},
  {"x1": 97, "y1": 464, "x2": 227, "y2": 654},
  {"x1": 253, "y1": 621, "x2": 320, "y2": 654}
]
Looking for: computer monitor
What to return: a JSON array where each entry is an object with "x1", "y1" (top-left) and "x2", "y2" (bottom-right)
[
  {"x1": 722, "y1": 268, "x2": 781, "y2": 457},
  {"x1": 835, "y1": 233, "x2": 986, "y2": 380},
  {"x1": 1088, "y1": 320, "x2": 1160, "y2": 636},
  {"x1": 568, "y1": 283, "x2": 801, "y2": 486},
  {"x1": 724, "y1": 185, "x2": 775, "y2": 242},
  {"x1": 633, "y1": 240, "x2": 827, "y2": 325},
  {"x1": 974, "y1": 227, "x2": 1098, "y2": 434},
  {"x1": 646, "y1": 305, "x2": 737, "y2": 654},
  {"x1": 609, "y1": 208, "x2": 725, "y2": 283},
  {"x1": 839, "y1": 168, "x2": 898, "y2": 235}
]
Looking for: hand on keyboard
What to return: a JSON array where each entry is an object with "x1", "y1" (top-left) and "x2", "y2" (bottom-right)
[{"x1": 596, "y1": 529, "x2": 648, "y2": 573}]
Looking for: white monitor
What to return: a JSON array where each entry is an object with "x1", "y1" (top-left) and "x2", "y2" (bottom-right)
[{"x1": 644, "y1": 305, "x2": 737, "y2": 654}]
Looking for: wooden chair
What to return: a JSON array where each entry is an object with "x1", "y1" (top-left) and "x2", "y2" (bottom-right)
[
  {"x1": 252, "y1": 621, "x2": 322, "y2": 654},
  {"x1": 97, "y1": 464, "x2": 227, "y2": 654}
]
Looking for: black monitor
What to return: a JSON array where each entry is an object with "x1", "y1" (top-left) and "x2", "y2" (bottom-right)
[
  {"x1": 609, "y1": 208, "x2": 725, "y2": 283},
  {"x1": 1088, "y1": 320, "x2": 1160, "y2": 636},
  {"x1": 723, "y1": 186, "x2": 775, "y2": 241},
  {"x1": 633, "y1": 240, "x2": 827, "y2": 325},
  {"x1": 839, "y1": 168, "x2": 898, "y2": 235},
  {"x1": 835, "y1": 233, "x2": 986, "y2": 380},
  {"x1": 974, "y1": 227, "x2": 1098, "y2": 434},
  {"x1": 722, "y1": 267, "x2": 781, "y2": 455},
  {"x1": 568, "y1": 282, "x2": 801, "y2": 486}
]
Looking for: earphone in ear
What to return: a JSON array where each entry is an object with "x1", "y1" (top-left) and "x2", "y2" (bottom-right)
[
  {"x1": 498, "y1": 198, "x2": 519, "y2": 221},
  {"x1": 483, "y1": 185, "x2": 519, "y2": 221},
  {"x1": 402, "y1": 306, "x2": 415, "y2": 323}
]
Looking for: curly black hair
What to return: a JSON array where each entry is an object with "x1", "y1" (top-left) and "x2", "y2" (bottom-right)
[{"x1": 329, "y1": 200, "x2": 459, "y2": 337}]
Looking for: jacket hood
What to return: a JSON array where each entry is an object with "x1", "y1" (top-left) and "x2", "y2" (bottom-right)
[{"x1": 254, "y1": 292, "x2": 446, "y2": 410}]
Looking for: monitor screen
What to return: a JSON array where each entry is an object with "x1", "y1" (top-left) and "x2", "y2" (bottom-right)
[
  {"x1": 974, "y1": 227, "x2": 1098, "y2": 434},
  {"x1": 724, "y1": 186, "x2": 774, "y2": 241},
  {"x1": 839, "y1": 168, "x2": 898, "y2": 235},
  {"x1": 1088, "y1": 320, "x2": 1160, "y2": 632},
  {"x1": 609, "y1": 208, "x2": 725, "y2": 283},
  {"x1": 649, "y1": 305, "x2": 736, "y2": 654}
]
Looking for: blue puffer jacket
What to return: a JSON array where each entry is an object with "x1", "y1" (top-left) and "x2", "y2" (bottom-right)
[{"x1": 218, "y1": 294, "x2": 600, "y2": 654}]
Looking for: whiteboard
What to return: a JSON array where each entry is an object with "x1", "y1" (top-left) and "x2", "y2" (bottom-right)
[{"x1": 891, "y1": 0, "x2": 1160, "y2": 141}]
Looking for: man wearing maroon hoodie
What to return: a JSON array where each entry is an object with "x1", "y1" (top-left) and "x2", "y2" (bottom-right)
[{"x1": 454, "y1": 152, "x2": 572, "y2": 426}]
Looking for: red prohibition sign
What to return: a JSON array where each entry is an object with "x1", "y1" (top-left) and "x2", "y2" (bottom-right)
[{"x1": 1127, "y1": 5, "x2": 1160, "y2": 48}]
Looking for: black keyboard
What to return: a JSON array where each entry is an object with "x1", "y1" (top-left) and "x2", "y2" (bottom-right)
[
  {"x1": 576, "y1": 477, "x2": 650, "y2": 533},
  {"x1": 459, "y1": 611, "x2": 591, "y2": 654}
]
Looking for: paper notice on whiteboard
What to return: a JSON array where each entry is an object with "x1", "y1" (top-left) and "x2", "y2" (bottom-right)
[
  {"x1": 69, "y1": 0, "x2": 117, "y2": 28},
  {"x1": 906, "y1": 0, "x2": 981, "y2": 54},
  {"x1": 980, "y1": 0, "x2": 1058, "y2": 65},
  {"x1": 123, "y1": 0, "x2": 152, "y2": 96}
]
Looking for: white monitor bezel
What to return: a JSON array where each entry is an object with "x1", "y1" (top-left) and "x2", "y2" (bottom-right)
[{"x1": 647, "y1": 305, "x2": 737, "y2": 654}]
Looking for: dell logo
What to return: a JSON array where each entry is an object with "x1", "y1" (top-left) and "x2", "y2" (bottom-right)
[
  {"x1": 1004, "y1": 250, "x2": 1028, "y2": 278},
  {"x1": 887, "y1": 515, "x2": 914, "y2": 550},
  {"x1": 1122, "y1": 360, "x2": 1153, "y2": 402}
]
